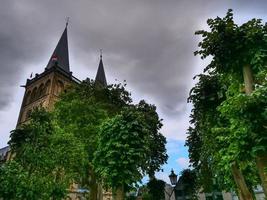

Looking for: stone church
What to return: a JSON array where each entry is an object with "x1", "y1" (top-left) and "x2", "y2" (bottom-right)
[
  {"x1": 0, "y1": 24, "x2": 111, "y2": 200},
  {"x1": 17, "y1": 24, "x2": 107, "y2": 126}
]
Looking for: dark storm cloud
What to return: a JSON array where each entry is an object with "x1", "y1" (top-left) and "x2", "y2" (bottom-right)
[
  {"x1": 1, "y1": 0, "x2": 267, "y2": 123},
  {"x1": 0, "y1": 1, "x2": 53, "y2": 109},
  {"x1": 66, "y1": 0, "x2": 209, "y2": 115}
]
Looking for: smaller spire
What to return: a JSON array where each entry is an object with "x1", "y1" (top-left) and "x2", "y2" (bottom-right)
[{"x1": 95, "y1": 50, "x2": 107, "y2": 86}]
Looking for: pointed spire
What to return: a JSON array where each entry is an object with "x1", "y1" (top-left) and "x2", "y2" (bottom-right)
[
  {"x1": 95, "y1": 50, "x2": 107, "y2": 86},
  {"x1": 46, "y1": 25, "x2": 70, "y2": 73}
]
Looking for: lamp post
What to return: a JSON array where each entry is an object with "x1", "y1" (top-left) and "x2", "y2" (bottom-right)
[
  {"x1": 169, "y1": 169, "x2": 178, "y2": 186},
  {"x1": 168, "y1": 169, "x2": 178, "y2": 200}
]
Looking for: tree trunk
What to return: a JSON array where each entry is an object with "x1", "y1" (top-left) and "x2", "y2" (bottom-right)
[
  {"x1": 231, "y1": 162, "x2": 254, "y2": 200},
  {"x1": 88, "y1": 169, "x2": 98, "y2": 200},
  {"x1": 89, "y1": 181, "x2": 98, "y2": 200},
  {"x1": 243, "y1": 64, "x2": 253, "y2": 94},
  {"x1": 243, "y1": 64, "x2": 267, "y2": 197},
  {"x1": 237, "y1": 187, "x2": 245, "y2": 200},
  {"x1": 256, "y1": 155, "x2": 267, "y2": 197},
  {"x1": 112, "y1": 185, "x2": 124, "y2": 200}
]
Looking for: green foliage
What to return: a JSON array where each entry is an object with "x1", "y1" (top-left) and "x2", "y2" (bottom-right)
[
  {"x1": 186, "y1": 74, "x2": 229, "y2": 191},
  {"x1": 93, "y1": 108, "x2": 151, "y2": 188},
  {"x1": 0, "y1": 160, "x2": 72, "y2": 200},
  {"x1": 0, "y1": 161, "x2": 31, "y2": 200},
  {"x1": 54, "y1": 84, "x2": 107, "y2": 163},
  {"x1": 218, "y1": 85, "x2": 267, "y2": 160},
  {"x1": 1, "y1": 79, "x2": 167, "y2": 199},
  {"x1": 136, "y1": 100, "x2": 167, "y2": 177},
  {"x1": 195, "y1": 9, "x2": 267, "y2": 78},
  {"x1": 187, "y1": 9, "x2": 267, "y2": 193},
  {"x1": 54, "y1": 80, "x2": 167, "y2": 192},
  {"x1": 138, "y1": 179, "x2": 165, "y2": 200},
  {"x1": 146, "y1": 178, "x2": 166, "y2": 200},
  {"x1": 178, "y1": 169, "x2": 198, "y2": 199},
  {"x1": 1, "y1": 108, "x2": 86, "y2": 200}
]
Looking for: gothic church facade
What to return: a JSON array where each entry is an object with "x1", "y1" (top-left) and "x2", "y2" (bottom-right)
[{"x1": 17, "y1": 25, "x2": 107, "y2": 126}]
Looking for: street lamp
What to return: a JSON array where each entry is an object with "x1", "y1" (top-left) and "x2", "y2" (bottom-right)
[
  {"x1": 167, "y1": 169, "x2": 178, "y2": 200},
  {"x1": 169, "y1": 169, "x2": 178, "y2": 185}
]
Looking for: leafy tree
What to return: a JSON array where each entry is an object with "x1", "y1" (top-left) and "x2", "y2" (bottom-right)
[
  {"x1": 0, "y1": 108, "x2": 86, "y2": 200},
  {"x1": 146, "y1": 178, "x2": 165, "y2": 200},
  {"x1": 1, "y1": 80, "x2": 166, "y2": 200},
  {"x1": 186, "y1": 74, "x2": 231, "y2": 192},
  {"x1": 0, "y1": 161, "x2": 32, "y2": 200},
  {"x1": 188, "y1": 9, "x2": 267, "y2": 199},
  {"x1": 54, "y1": 80, "x2": 167, "y2": 199},
  {"x1": 93, "y1": 108, "x2": 150, "y2": 199},
  {"x1": 178, "y1": 169, "x2": 198, "y2": 199},
  {"x1": 93, "y1": 105, "x2": 167, "y2": 200},
  {"x1": 54, "y1": 79, "x2": 135, "y2": 198},
  {"x1": 138, "y1": 179, "x2": 166, "y2": 200},
  {"x1": 187, "y1": 73, "x2": 259, "y2": 199},
  {"x1": 137, "y1": 100, "x2": 168, "y2": 178}
]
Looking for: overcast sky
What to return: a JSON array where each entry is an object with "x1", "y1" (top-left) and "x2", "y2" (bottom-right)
[{"x1": 1, "y1": 0, "x2": 267, "y2": 183}]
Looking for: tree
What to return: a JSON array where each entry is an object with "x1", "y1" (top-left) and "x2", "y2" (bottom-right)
[
  {"x1": 0, "y1": 108, "x2": 86, "y2": 200},
  {"x1": 54, "y1": 80, "x2": 135, "y2": 200},
  {"x1": 136, "y1": 100, "x2": 168, "y2": 178},
  {"x1": 93, "y1": 106, "x2": 167, "y2": 200},
  {"x1": 146, "y1": 178, "x2": 166, "y2": 200},
  {"x1": 139, "y1": 178, "x2": 165, "y2": 200},
  {"x1": 178, "y1": 169, "x2": 198, "y2": 199},
  {"x1": 186, "y1": 74, "x2": 234, "y2": 192},
  {"x1": 0, "y1": 161, "x2": 33, "y2": 200},
  {"x1": 54, "y1": 80, "x2": 167, "y2": 199},
  {"x1": 93, "y1": 108, "x2": 149, "y2": 199},
  {"x1": 187, "y1": 9, "x2": 267, "y2": 199}
]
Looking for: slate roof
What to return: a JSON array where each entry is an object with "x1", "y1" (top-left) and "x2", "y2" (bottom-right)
[{"x1": 46, "y1": 26, "x2": 70, "y2": 73}]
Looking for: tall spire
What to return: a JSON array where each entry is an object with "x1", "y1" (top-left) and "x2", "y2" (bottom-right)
[
  {"x1": 46, "y1": 24, "x2": 70, "y2": 73},
  {"x1": 95, "y1": 50, "x2": 107, "y2": 86}
]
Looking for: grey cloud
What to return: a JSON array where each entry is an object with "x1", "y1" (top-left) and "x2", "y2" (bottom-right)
[{"x1": 0, "y1": 0, "x2": 267, "y2": 139}]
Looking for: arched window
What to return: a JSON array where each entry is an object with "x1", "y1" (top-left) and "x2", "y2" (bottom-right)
[
  {"x1": 23, "y1": 90, "x2": 31, "y2": 106},
  {"x1": 44, "y1": 80, "x2": 51, "y2": 95},
  {"x1": 30, "y1": 87, "x2": 38, "y2": 102},
  {"x1": 56, "y1": 80, "x2": 64, "y2": 95},
  {"x1": 37, "y1": 83, "x2": 45, "y2": 98}
]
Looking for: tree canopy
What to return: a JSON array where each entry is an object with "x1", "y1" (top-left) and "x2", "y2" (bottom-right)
[
  {"x1": 0, "y1": 108, "x2": 86, "y2": 200},
  {"x1": 54, "y1": 80, "x2": 168, "y2": 199},
  {"x1": 187, "y1": 9, "x2": 267, "y2": 198},
  {"x1": 0, "y1": 79, "x2": 167, "y2": 200}
]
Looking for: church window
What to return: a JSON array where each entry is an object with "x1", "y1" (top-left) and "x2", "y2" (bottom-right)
[
  {"x1": 37, "y1": 83, "x2": 45, "y2": 98},
  {"x1": 30, "y1": 87, "x2": 38, "y2": 102},
  {"x1": 44, "y1": 80, "x2": 51, "y2": 95}
]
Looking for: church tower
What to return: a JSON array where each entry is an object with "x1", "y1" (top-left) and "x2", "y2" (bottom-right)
[{"x1": 17, "y1": 24, "x2": 80, "y2": 126}]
